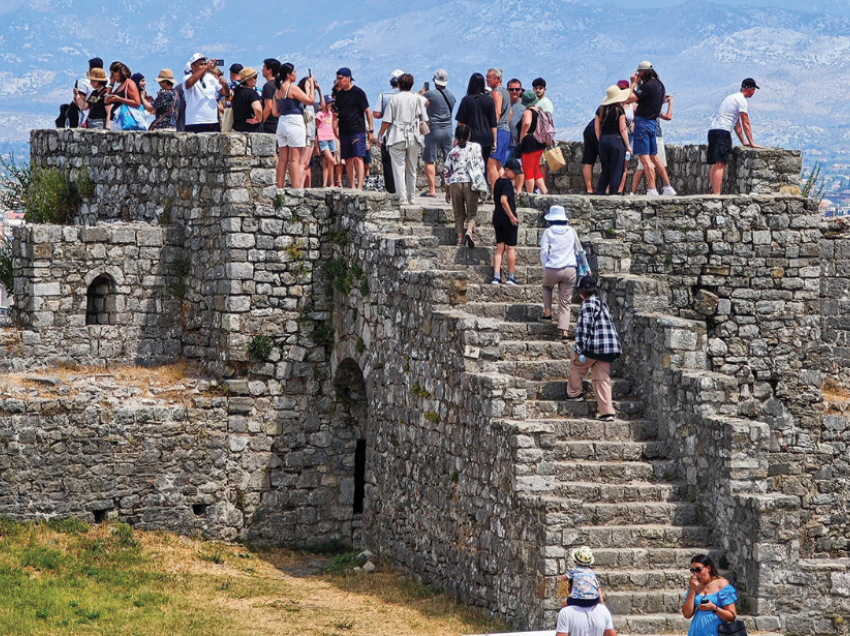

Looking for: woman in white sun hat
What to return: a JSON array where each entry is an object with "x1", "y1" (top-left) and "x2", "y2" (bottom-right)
[{"x1": 538, "y1": 205, "x2": 580, "y2": 342}]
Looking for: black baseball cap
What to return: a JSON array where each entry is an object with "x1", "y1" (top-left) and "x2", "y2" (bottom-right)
[
  {"x1": 741, "y1": 78, "x2": 759, "y2": 90},
  {"x1": 229, "y1": 63, "x2": 244, "y2": 74},
  {"x1": 503, "y1": 158, "x2": 522, "y2": 174},
  {"x1": 88, "y1": 57, "x2": 103, "y2": 69}
]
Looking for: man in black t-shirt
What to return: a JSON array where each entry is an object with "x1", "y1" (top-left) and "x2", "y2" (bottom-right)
[
  {"x1": 334, "y1": 67, "x2": 374, "y2": 190},
  {"x1": 261, "y1": 58, "x2": 281, "y2": 134},
  {"x1": 491, "y1": 158, "x2": 521, "y2": 286}
]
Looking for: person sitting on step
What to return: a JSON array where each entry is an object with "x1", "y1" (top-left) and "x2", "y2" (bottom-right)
[{"x1": 566, "y1": 276, "x2": 622, "y2": 422}]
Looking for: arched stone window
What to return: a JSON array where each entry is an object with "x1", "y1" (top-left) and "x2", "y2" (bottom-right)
[{"x1": 86, "y1": 273, "x2": 117, "y2": 325}]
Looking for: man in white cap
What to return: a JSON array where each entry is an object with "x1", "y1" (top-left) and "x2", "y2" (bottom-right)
[
  {"x1": 707, "y1": 78, "x2": 762, "y2": 194},
  {"x1": 183, "y1": 53, "x2": 230, "y2": 132},
  {"x1": 420, "y1": 69, "x2": 457, "y2": 197},
  {"x1": 373, "y1": 70, "x2": 404, "y2": 193}
]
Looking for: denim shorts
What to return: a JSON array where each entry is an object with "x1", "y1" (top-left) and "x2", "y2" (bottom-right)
[
  {"x1": 632, "y1": 116, "x2": 658, "y2": 156},
  {"x1": 318, "y1": 139, "x2": 337, "y2": 153}
]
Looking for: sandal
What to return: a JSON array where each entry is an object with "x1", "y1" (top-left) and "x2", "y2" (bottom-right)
[
  {"x1": 420, "y1": 192, "x2": 437, "y2": 198},
  {"x1": 465, "y1": 233, "x2": 475, "y2": 249}
]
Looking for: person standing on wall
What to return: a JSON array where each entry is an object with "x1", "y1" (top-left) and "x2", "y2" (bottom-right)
[
  {"x1": 624, "y1": 61, "x2": 675, "y2": 196},
  {"x1": 486, "y1": 68, "x2": 512, "y2": 190},
  {"x1": 335, "y1": 67, "x2": 374, "y2": 190},
  {"x1": 594, "y1": 84, "x2": 632, "y2": 195},
  {"x1": 377, "y1": 73, "x2": 429, "y2": 205},
  {"x1": 261, "y1": 58, "x2": 281, "y2": 135},
  {"x1": 420, "y1": 69, "x2": 457, "y2": 198},
  {"x1": 271, "y1": 63, "x2": 314, "y2": 188},
  {"x1": 455, "y1": 73, "x2": 498, "y2": 170},
  {"x1": 517, "y1": 90, "x2": 548, "y2": 195},
  {"x1": 373, "y1": 70, "x2": 403, "y2": 194},
  {"x1": 506, "y1": 78, "x2": 526, "y2": 191},
  {"x1": 632, "y1": 94, "x2": 673, "y2": 195},
  {"x1": 566, "y1": 276, "x2": 622, "y2": 422},
  {"x1": 707, "y1": 79, "x2": 761, "y2": 195},
  {"x1": 182, "y1": 54, "x2": 230, "y2": 133}
]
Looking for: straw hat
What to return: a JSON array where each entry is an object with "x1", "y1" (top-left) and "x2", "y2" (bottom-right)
[
  {"x1": 86, "y1": 68, "x2": 108, "y2": 83},
  {"x1": 572, "y1": 546, "x2": 595, "y2": 566},
  {"x1": 237, "y1": 67, "x2": 258, "y2": 83},
  {"x1": 155, "y1": 69, "x2": 176, "y2": 85},
  {"x1": 601, "y1": 85, "x2": 630, "y2": 106}
]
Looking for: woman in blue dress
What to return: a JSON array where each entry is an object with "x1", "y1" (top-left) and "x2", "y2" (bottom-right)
[{"x1": 682, "y1": 554, "x2": 738, "y2": 636}]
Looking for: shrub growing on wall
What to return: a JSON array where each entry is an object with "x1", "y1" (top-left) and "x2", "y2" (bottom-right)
[
  {"x1": 0, "y1": 238, "x2": 12, "y2": 296},
  {"x1": 1, "y1": 157, "x2": 85, "y2": 224}
]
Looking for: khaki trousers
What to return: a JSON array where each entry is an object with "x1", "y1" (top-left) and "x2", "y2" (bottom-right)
[
  {"x1": 449, "y1": 182, "x2": 479, "y2": 235},
  {"x1": 542, "y1": 267, "x2": 577, "y2": 330},
  {"x1": 567, "y1": 353, "x2": 614, "y2": 416}
]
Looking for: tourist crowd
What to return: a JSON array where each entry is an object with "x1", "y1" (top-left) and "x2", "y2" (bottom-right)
[{"x1": 58, "y1": 55, "x2": 760, "y2": 197}]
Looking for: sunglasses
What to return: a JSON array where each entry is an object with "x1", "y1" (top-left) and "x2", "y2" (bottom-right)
[
  {"x1": 690, "y1": 567, "x2": 704, "y2": 574},
  {"x1": 508, "y1": 88, "x2": 523, "y2": 92}
]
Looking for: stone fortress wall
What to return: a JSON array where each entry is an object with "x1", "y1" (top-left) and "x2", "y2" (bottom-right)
[{"x1": 1, "y1": 129, "x2": 848, "y2": 634}]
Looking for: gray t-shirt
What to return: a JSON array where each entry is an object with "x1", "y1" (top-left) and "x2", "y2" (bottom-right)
[
  {"x1": 509, "y1": 100, "x2": 525, "y2": 147},
  {"x1": 494, "y1": 86, "x2": 510, "y2": 131},
  {"x1": 373, "y1": 87, "x2": 399, "y2": 119},
  {"x1": 423, "y1": 87, "x2": 456, "y2": 128}
]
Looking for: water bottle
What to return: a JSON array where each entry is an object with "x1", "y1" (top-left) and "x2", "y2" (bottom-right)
[
  {"x1": 625, "y1": 151, "x2": 631, "y2": 162},
  {"x1": 579, "y1": 354, "x2": 587, "y2": 364}
]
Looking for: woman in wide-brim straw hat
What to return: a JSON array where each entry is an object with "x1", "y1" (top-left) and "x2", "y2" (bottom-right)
[
  {"x1": 73, "y1": 68, "x2": 110, "y2": 129},
  {"x1": 231, "y1": 67, "x2": 263, "y2": 133},
  {"x1": 150, "y1": 68, "x2": 179, "y2": 130},
  {"x1": 594, "y1": 85, "x2": 632, "y2": 195}
]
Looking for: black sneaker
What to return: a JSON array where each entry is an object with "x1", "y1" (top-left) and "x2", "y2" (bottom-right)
[
  {"x1": 565, "y1": 393, "x2": 585, "y2": 402},
  {"x1": 538, "y1": 315, "x2": 553, "y2": 323},
  {"x1": 561, "y1": 335, "x2": 571, "y2": 343},
  {"x1": 596, "y1": 413, "x2": 615, "y2": 422}
]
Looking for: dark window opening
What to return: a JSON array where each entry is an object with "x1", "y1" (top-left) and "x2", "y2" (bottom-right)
[
  {"x1": 93, "y1": 509, "x2": 110, "y2": 524},
  {"x1": 353, "y1": 439, "x2": 366, "y2": 515},
  {"x1": 192, "y1": 503, "x2": 209, "y2": 517},
  {"x1": 86, "y1": 274, "x2": 117, "y2": 325}
]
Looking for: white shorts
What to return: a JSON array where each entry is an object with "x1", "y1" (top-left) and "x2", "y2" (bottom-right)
[
  {"x1": 276, "y1": 114, "x2": 307, "y2": 148},
  {"x1": 656, "y1": 138, "x2": 667, "y2": 167}
]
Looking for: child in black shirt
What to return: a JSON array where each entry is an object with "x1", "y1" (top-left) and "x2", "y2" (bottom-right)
[{"x1": 492, "y1": 158, "x2": 521, "y2": 285}]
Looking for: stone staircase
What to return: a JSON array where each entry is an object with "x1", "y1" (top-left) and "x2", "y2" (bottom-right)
[{"x1": 367, "y1": 196, "x2": 781, "y2": 635}]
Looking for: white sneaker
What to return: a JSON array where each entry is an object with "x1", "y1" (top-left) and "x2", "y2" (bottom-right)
[
  {"x1": 661, "y1": 185, "x2": 677, "y2": 196},
  {"x1": 646, "y1": 188, "x2": 659, "y2": 196}
]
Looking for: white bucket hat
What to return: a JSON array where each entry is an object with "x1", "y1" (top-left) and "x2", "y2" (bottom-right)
[{"x1": 545, "y1": 205, "x2": 569, "y2": 223}]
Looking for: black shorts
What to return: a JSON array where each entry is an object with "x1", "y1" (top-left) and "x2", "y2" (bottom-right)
[
  {"x1": 494, "y1": 223, "x2": 518, "y2": 247},
  {"x1": 707, "y1": 129, "x2": 732, "y2": 165},
  {"x1": 582, "y1": 121, "x2": 598, "y2": 165}
]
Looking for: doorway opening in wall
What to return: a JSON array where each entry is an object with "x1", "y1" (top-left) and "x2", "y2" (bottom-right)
[
  {"x1": 332, "y1": 358, "x2": 370, "y2": 547},
  {"x1": 353, "y1": 439, "x2": 366, "y2": 514},
  {"x1": 86, "y1": 273, "x2": 117, "y2": 325}
]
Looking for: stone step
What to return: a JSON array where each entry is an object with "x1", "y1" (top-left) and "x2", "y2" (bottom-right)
[
  {"x1": 544, "y1": 440, "x2": 669, "y2": 463},
  {"x1": 581, "y1": 502, "x2": 699, "y2": 526},
  {"x1": 431, "y1": 224, "x2": 547, "y2": 247},
  {"x1": 591, "y1": 547, "x2": 723, "y2": 570},
  {"x1": 595, "y1": 568, "x2": 726, "y2": 591},
  {"x1": 461, "y1": 301, "x2": 548, "y2": 322},
  {"x1": 432, "y1": 245, "x2": 553, "y2": 268},
  {"x1": 466, "y1": 283, "x2": 579, "y2": 306},
  {"x1": 492, "y1": 359, "x2": 573, "y2": 381},
  {"x1": 499, "y1": 339, "x2": 574, "y2": 361},
  {"x1": 527, "y1": 397, "x2": 645, "y2": 419},
  {"x1": 403, "y1": 205, "x2": 544, "y2": 227},
  {"x1": 542, "y1": 481, "x2": 688, "y2": 503},
  {"x1": 503, "y1": 417, "x2": 657, "y2": 442},
  {"x1": 576, "y1": 525, "x2": 712, "y2": 549},
  {"x1": 605, "y1": 590, "x2": 695, "y2": 615},
  {"x1": 523, "y1": 378, "x2": 632, "y2": 401},
  {"x1": 494, "y1": 320, "x2": 563, "y2": 341},
  {"x1": 545, "y1": 460, "x2": 677, "y2": 484},
  {"x1": 463, "y1": 265, "x2": 563, "y2": 285},
  {"x1": 619, "y1": 614, "x2": 780, "y2": 634}
]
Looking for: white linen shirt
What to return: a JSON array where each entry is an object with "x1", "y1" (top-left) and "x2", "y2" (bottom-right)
[{"x1": 540, "y1": 225, "x2": 578, "y2": 269}]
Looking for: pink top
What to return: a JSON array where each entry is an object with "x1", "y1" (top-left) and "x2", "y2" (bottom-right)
[{"x1": 315, "y1": 111, "x2": 335, "y2": 141}]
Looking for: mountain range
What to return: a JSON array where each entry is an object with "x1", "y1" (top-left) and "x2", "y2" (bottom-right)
[{"x1": 1, "y1": 0, "x2": 849, "y2": 191}]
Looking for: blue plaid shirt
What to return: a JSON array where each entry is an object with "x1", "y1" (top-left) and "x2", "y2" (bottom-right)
[{"x1": 575, "y1": 296, "x2": 622, "y2": 358}]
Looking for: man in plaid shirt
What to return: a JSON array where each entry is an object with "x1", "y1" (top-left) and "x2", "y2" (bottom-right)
[{"x1": 566, "y1": 276, "x2": 623, "y2": 422}]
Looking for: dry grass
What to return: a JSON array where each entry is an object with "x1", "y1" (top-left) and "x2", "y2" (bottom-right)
[
  {"x1": 822, "y1": 377, "x2": 850, "y2": 403},
  {"x1": 0, "y1": 519, "x2": 509, "y2": 636},
  {"x1": 0, "y1": 363, "x2": 207, "y2": 402}
]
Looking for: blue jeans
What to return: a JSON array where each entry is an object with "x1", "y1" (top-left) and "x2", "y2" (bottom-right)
[{"x1": 632, "y1": 116, "x2": 657, "y2": 156}]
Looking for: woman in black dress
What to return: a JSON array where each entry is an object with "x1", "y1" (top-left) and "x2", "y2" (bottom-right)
[{"x1": 455, "y1": 73, "x2": 497, "y2": 163}]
